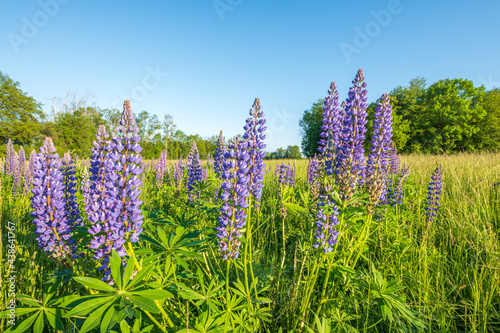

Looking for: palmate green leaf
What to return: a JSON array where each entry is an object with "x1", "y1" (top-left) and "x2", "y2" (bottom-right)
[
  {"x1": 32, "y1": 311, "x2": 44, "y2": 333},
  {"x1": 127, "y1": 295, "x2": 160, "y2": 313},
  {"x1": 73, "y1": 276, "x2": 118, "y2": 293},
  {"x1": 125, "y1": 261, "x2": 156, "y2": 290},
  {"x1": 140, "y1": 234, "x2": 163, "y2": 248},
  {"x1": 44, "y1": 310, "x2": 64, "y2": 331},
  {"x1": 100, "y1": 305, "x2": 118, "y2": 333},
  {"x1": 0, "y1": 308, "x2": 37, "y2": 318},
  {"x1": 79, "y1": 300, "x2": 115, "y2": 333},
  {"x1": 129, "y1": 288, "x2": 173, "y2": 299},
  {"x1": 110, "y1": 251, "x2": 123, "y2": 290},
  {"x1": 16, "y1": 294, "x2": 41, "y2": 307},
  {"x1": 65, "y1": 295, "x2": 117, "y2": 317},
  {"x1": 5, "y1": 311, "x2": 39, "y2": 333},
  {"x1": 120, "y1": 319, "x2": 132, "y2": 333}
]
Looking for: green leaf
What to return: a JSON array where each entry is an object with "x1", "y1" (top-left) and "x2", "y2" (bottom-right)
[
  {"x1": 65, "y1": 295, "x2": 116, "y2": 317},
  {"x1": 6, "y1": 311, "x2": 39, "y2": 333},
  {"x1": 80, "y1": 300, "x2": 114, "y2": 333},
  {"x1": 130, "y1": 289, "x2": 173, "y2": 300},
  {"x1": 127, "y1": 295, "x2": 160, "y2": 313},
  {"x1": 45, "y1": 310, "x2": 64, "y2": 331},
  {"x1": 32, "y1": 312, "x2": 44, "y2": 333},
  {"x1": 126, "y1": 262, "x2": 156, "y2": 290},
  {"x1": 120, "y1": 319, "x2": 131, "y2": 333},
  {"x1": 123, "y1": 256, "x2": 136, "y2": 289},
  {"x1": 73, "y1": 276, "x2": 118, "y2": 293},
  {"x1": 283, "y1": 202, "x2": 306, "y2": 213},
  {"x1": 100, "y1": 305, "x2": 118, "y2": 333},
  {"x1": 110, "y1": 251, "x2": 123, "y2": 290},
  {"x1": 0, "y1": 308, "x2": 37, "y2": 318}
]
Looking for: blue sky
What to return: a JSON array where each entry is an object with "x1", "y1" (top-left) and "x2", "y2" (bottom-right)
[{"x1": 1, "y1": 0, "x2": 499, "y2": 152}]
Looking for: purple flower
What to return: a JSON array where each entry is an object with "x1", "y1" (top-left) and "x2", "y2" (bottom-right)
[
  {"x1": 243, "y1": 98, "x2": 266, "y2": 206},
  {"x1": 365, "y1": 94, "x2": 393, "y2": 206},
  {"x1": 23, "y1": 149, "x2": 37, "y2": 194},
  {"x1": 425, "y1": 166, "x2": 443, "y2": 224},
  {"x1": 335, "y1": 69, "x2": 369, "y2": 200},
  {"x1": 217, "y1": 136, "x2": 250, "y2": 260},
  {"x1": 389, "y1": 145, "x2": 401, "y2": 175},
  {"x1": 97, "y1": 101, "x2": 144, "y2": 280},
  {"x1": 173, "y1": 158, "x2": 183, "y2": 188},
  {"x1": 12, "y1": 151, "x2": 21, "y2": 196},
  {"x1": 307, "y1": 155, "x2": 320, "y2": 187},
  {"x1": 18, "y1": 146, "x2": 26, "y2": 178},
  {"x1": 314, "y1": 197, "x2": 340, "y2": 253},
  {"x1": 62, "y1": 153, "x2": 84, "y2": 233},
  {"x1": 214, "y1": 130, "x2": 227, "y2": 179},
  {"x1": 187, "y1": 142, "x2": 203, "y2": 201},
  {"x1": 201, "y1": 167, "x2": 208, "y2": 181},
  {"x1": 30, "y1": 138, "x2": 77, "y2": 260},
  {"x1": 318, "y1": 82, "x2": 343, "y2": 175},
  {"x1": 156, "y1": 149, "x2": 168, "y2": 188},
  {"x1": 4, "y1": 139, "x2": 14, "y2": 176},
  {"x1": 277, "y1": 163, "x2": 295, "y2": 187}
]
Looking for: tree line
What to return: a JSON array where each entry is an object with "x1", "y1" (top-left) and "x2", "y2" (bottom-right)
[{"x1": 300, "y1": 77, "x2": 500, "y2": 157}]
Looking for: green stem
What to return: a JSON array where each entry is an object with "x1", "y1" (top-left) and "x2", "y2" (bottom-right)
[{"x1": 226, "y1": 259, "x2": 231, "y2": 302}]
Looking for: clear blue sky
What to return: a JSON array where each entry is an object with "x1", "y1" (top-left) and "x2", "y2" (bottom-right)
[{"x1": 1, "y1": 0, "x2": 499, "y2": 152}]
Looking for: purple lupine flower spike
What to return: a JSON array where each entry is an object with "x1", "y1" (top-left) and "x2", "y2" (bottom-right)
[
  {"x1": 335, "y1": 69, "x2": 369, "y2": 200},
  {"x1": 201, "y1": 168, "x2": 208, "y2": 181},
  {"x1": 243, "y1": 98, "x2": 266, "y2": 206},
  {"x1": 318, "y1": 82, "x2": 342, "y2": 175},
  {"x1": 5, "y1": 139, "x2": 14, "y2": 175},
  {"x1": 314, "y1": 196, "x2": 340, "y2": 253},
  {"x1": 18, "y1": 146, "x2": 26, "y2": 179},
  {"x1": 307, "y1": 155, "x2": 320, "y2": 187},
  {"x1": 30, "y1": 138, "x2": 76, "y2": 260},
  {"x1": 156, "y1": 149, "x2": 168, "y2": 188},
  {"x1": 12, "y1": 151, "x2": 21, "y2": 196},
  {"x1": 62, "y1": 153, "x2": 84, "y2": 230},
  {"x1": 173, "y1": 158, "x2": 183, "y2": 189},
  {"x1": 187, "y1": 142, "x2": 203, "y2": 201},
  {"x1": 99, "y1": 101, "x2": 144, "y2": 280},
  {"x1": 425, "y1": 166, "x2": 443, "y2": 226},
  {"x1": 365, "y1": 94, "x2": 393, "y2": 208},
  {"x1": 214, "y1": 130, "x2": 227, "y2": 179},
  {"x1": 277, "y1": 163, "x2": 291, "y2": 187},
  {"x1": 23, "y1": 149, "x2": 37, "y2": 194},
  {"x1": 217, "y1": 136, "x2": 250, "y2": 260}
]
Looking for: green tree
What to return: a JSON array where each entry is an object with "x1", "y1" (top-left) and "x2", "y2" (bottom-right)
[
  {"x1": 418, "y1": 79, "x2": 485, "y2": 153},
  {"x1": 299, "y1": 100, "x2": 323, "y2": 158},
  {"x1": 0, "y1": 71, "x2": 44, "y2": 153},
  {"x1": 480, "y1": 88, "x2": 500, "y2": 151}
]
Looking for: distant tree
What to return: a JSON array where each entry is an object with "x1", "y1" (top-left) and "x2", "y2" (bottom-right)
[
  {"x1": 299, "y1": 100, "x2": 323, "y2": 158},
  {"x1": 480, "y1": 88, "x2": 500, "y2": 151},
  {"x1": 163, "y1": 114, "x2": 177, "y2": 157},
  {"x1": 285, "y1": 145, "x2": 302, "y2": 159},
  {"x1": 136, "y1": 110, "x2": 161, "y2": 144},
  {"x1": 418, "y1": 79, "x2": 485, "y2": 153},
  {"x1": 0, "y1": 71, "x2": 44, "y2": 153}
]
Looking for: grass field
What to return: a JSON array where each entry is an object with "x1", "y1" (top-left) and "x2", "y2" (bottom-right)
[{"x1": 0, "y1": 152, "x2": 499, "y2": 332}]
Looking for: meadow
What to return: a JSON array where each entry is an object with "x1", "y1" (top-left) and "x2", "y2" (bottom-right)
[{"x1": 0, "y1": 148, "x2": 499, "y2": 332}]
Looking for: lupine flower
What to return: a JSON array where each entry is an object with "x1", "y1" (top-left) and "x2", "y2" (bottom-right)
[
  {"x1": 156, "y1": 149, "x2": 168, "y2": 188},
  {"x1": 12, "y1": 152, "x2": 21, "y2": 196},
  {"x1": 277, "y1": 163, "x2": 292, "y2": 187},
  {"x1": 24, "y1": 149, "x2": 37, "y2": 193},
  {"x1": 173, "y1": 158, "x2": 183, "y2": 188},
  {"x1": 18, "y1": 146, "x2": 26, "y2": 178},
  {"x1": 314, "y1": 196, "x2": 340, "y2": 253},
  {"x1": 187, "y1": 142, "x2": 203, "y2": 201},
  {"x1": 62, "y1": 153, "x2": 84, "y2": 228},
  {"x1": 5, "y1": 139, "x2": 14, "y2": 175},
  {"x1": 389, "y1": 145, "x2": 401, "y2": 175},
  {"x1": 217, "y1": 136, "x2": 250, "y2": 260},
  {"x1": 318, "y1": 82, "x2": 342, "y2": 175},
  {"x1": 425, "y1": 166, "x2": 443, "y2": 224},
  {"x1": 243, "y1": 98, "x2": 266, "y2": 205},
  {"x1": 87, "y1": 125, "x2": 110, "y2": 250},
  {"x1": 96, "y1": 101, "x2": 143, "y2": 280},
  {"x1": 201, "y1": 168, "x2": 208, "y2": 181},
  {"x1": 290, "y1": 162, "x2": 296, "y2": 187},
  {"x1": 365, "y1": 94, "x2": 393, "y2": 208},
  {"x1": 307, "y1": 155, "x2": 320, "y2": 187},
  {"x1": 30, "y1": 138, "x2": 77, "y2": 260},
  {"x1": 214, "y1": 130, "x2": 227, "y2": 179},
  {"x1": 335, "y1": 69, "x2": 369, "y2": 200}
]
